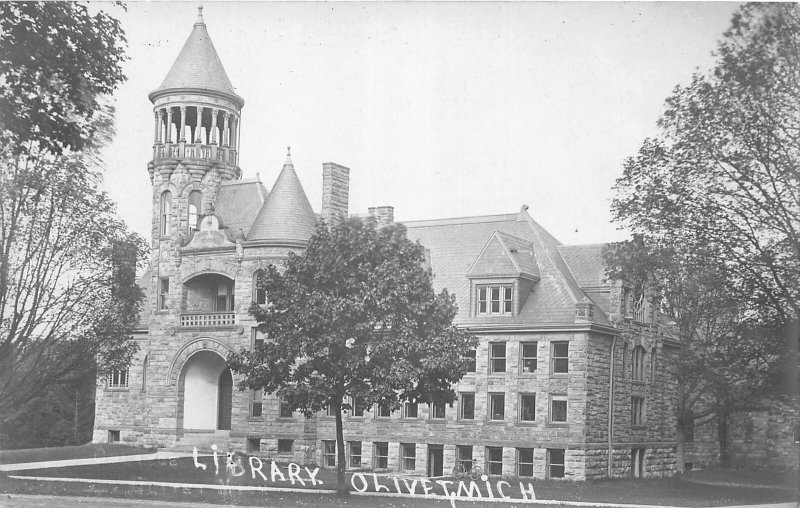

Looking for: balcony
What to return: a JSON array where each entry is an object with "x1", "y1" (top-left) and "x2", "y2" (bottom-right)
[
  {"x1": 153, "y1": 142, "x2": 238, "y2": 166},
  {"x1": 180, "y1": 312, "x2": 236, "y2": 328}
]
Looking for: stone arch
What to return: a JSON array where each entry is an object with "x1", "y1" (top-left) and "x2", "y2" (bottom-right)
[
  {"x1": 167, "y1": 337, "x2": 234, "y2": 387},
  {"x1": 179, "y1": 265, "x2": 236, "y2": 285}
]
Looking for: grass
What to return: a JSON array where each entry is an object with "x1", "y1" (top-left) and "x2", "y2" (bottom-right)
[
  {"x1": 0, "y1": 443, "x2": 156, "y2": 464},
  {"x1": 684, "y1": 466, "x2": 799, "y2": 489},
  {"x1": 2, "y1": 455, "x2": 798, "y2": 507}
]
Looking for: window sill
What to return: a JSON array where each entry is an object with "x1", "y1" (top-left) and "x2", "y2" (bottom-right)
[
  {"x1": 550, "y1": 373, "x2": 569, "y2": 377},
  {"x1": 428, "y1": 418, "x2": 447, "y2": 423},
  {"x1": 547, "y1": 422, "x2": 569, "y2": 428},
  {"x1": 456, "y1": 419, "x2": 478, "y2": 424},
  {"x1": 516, "y1": 420, "x2": 538, "y2": 426},
  {"x1": 519, "y1": 372, "x2": 538, "y2": 376},
  {"x1": 631, "y1": 425, "x2": 646, "y2": 430},
  {"x1": 487, "y1": 372, "x2": 506, "y2": 377},
  {"x1": 277, "y1": 416, "x2": 295, "y2": 421},
  {"x1": 631, "y1": 380, "x2": 646, "y2": 386},
  {"x1": 106, "y1": 387, "x2": 129, "y2": 391},
  {"x1": 486, "y1": 419, "x2": 506, "y2": 424},
  {"x1": 399, "y1": 418, "x2": 419, "y2": 422},
  {"x1": 248, "y1": 417, "x2": 263, "y2": 422}
]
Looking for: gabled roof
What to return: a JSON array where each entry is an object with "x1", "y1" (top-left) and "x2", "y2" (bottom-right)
[
  {"x1": 467, "y1": 231, "x2": 539, "y2": 280},
  {"x1": 149, "y1": 8, "x2": 243, "y2": 107},
  {"x1": 247, "y1": 155, "x2": 318, "y2": 243},
  {"x1": 558, "y1": 244, "x2": 609, "y2": 287},
  {"x1": 214, "y1": 179, "x2": 268, "y2": 237}
]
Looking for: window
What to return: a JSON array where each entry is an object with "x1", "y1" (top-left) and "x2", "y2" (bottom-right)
[
  {"x1": 279, "y1": 399, "x2": 293, "y2": 418},
  {"x1": 278, "y1": 439, "x2": 293, "y2": 454},
  {"x1": 465, "y1": 349, "x2": 476, "y2": 373},
  {"x1": 632, "y1": 290, "x2": 648, "y2": 323},
  {"x1": 322, "y1": 440, "x2": 336, "y2": 467},
  {"x1": 430, "y1": 400, "x2": 446, "y2": 420},
  {"x1": 188, "y1": 190, "x2": 202, "y2": 232},
  {"x1": 348, "y1": 441, "x2": 362, "y2": 468},
  {"x1": 550, "y1": 395, "x2": 567, "y2": 423},
  {"x1": 108, "y1": 430, "x2": 120, "y2": 443},
  {"x1": 631, "y1": 448, "x2": 644, "y2": 477},
  {"x1": 160, "y1": 191, "x2": 172, "y2": 236},
  {"x1": 400, "y1": 443, "x2": 416, "y2": 472},
  {"x1": 402, "y1": 402, "x2": 418, "y2": 419},
  {"x1": 744, "y1": 417, "x2": 754, "y2": 443},
  {"x1": 489, "y1": 342, "x2": 506, "y2": 373},
  {"x1": 517, "y1": 448, "x2": 534, "y2": 477},
  {"x1": 632, "y1": 397, "x2": 644, "y2": 426},
  {"x1": 551, "y1": 342, "x2": 569, "y2": 374},
  {"x1": 108, "y1": 369, "x2": 129, "y2": 389},
  {"x1": 485, "y1": 446, "x2": 503, "y2": 476},
  {"x1": 348, "y1": 397, "x2": 364, "y2": 417},
  {"x1": 251, "y1": 328, "x2": 265, "y2": 350},
  {"x1": 685, "y1": 413, "x2": 694, "y2": 443},
  {"x1": 632, "y1": 346, "x2": 646, "y2": 381},
  {"x1": 250, "y1": 390, "x2": 263, "y2": 418},
  {"x1": 547, "y1": 448, "x2": 565, "y2": 478},
  {"x1": 216, "y1": 280, "x2": 235, "y2": 312},
  {"x1": 253, "y1": 270, "x2": 267, "y2": 306},
  {"x1": 520, "y1": 342, "x2": 537, "y2": 373},
  {"x1": 141, "y1": 356, "x2": 148, "y2": 391},
  {"x1": 519, "y1": 393, "x2": 536, "y2": 422},
  {"x1": 478, "y1": 285, "x2": 513, "y2": 315},
  {"x1": 622, "y1": 343, "x2": 629, "y2": 379},
  {"x1": 489, "y1": 393, "x2": 505, "y2": 421},
  {"x1": 793, "y1": 423, "x2": 800, "y2": 444},
  {"x1": 456, "y1": 445, "x2": 473, "y2": 471},
  {"x1": 374, "y1": 442, "x2": 389, "y2": 469},
  {"x1": 376, "y1": 402, "x2": 391, "y2": 418},
  {"x1": 247, "y1": 438, "x2": 261, "y2": 453},
  {"x1": 459, "y1": 393, "x2": 475, "y2": 420},
  {"x1": 325, "y1": 405, "x2": 337, "y2": 417},
  {"x1": 158, "y1": 278, "x2": 169, "y2": 311},
  {"x1": 650, "y1": 349, "x2": 657, "y2": 382}
]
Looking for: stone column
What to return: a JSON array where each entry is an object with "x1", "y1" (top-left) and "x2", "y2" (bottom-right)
[
  {"x1": 222, "y1": 112, "x2": 230, "y2": 147},
  {"x1": 195, "y1": 106, "x2": 203, "y2": 143},
  {"x1": 157, "y1": 109, "x2": 165, "y2": 143},
  {"x1": 230, "y1": 116, "x2": 237, "y2": 147},
  {"x1": 210, "y1": 109, "x2": 218, "y2": 145},
  {"x1": 165, "y1": 108, "x2": 173, "y2": 143},
  {"x1": 179, "y1": 106, "x2": 187, "y2": 142},
  {"x1": 153, "y1": 111, "x2": 160, "y2": 143}
]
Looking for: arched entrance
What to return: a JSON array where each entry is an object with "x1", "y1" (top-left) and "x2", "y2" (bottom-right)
[{"x1": 179, "y1": 350, "x2": 232, "y2": 431}]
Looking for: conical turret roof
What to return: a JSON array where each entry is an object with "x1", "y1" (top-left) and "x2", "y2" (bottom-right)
[
  {"x1": 149, "y1": 7, "x2": 243, "y2": 107},
  {"x1": 248, "y1": 152, "x2": 318, "y2": 243}
]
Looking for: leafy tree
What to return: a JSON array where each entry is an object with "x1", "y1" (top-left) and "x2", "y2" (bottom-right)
[
  {"x1": 0, "y1": 2, "x2": 127, "y2": 156},
  {"x1": 229, "y1": 218, "x2": 476, "y2": 492}
]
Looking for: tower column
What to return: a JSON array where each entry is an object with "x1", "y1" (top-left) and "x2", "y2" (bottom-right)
[
  {"x1": 166, "y1": 108, "x2": 173, "y2": 143},
  {"x1": 179, "y1": 106, "x2": 187, "y2": 142},
  {"x1": 195, "y1": 106, "x2": 204, "y2": 143},
  {"x1": 158, "y1": 109, "x2": 165, "y2": 143},
  {"x1": 222, "y1": 112, "x2": 230, "y2": 147},
  {"x1": 210, "y1": 108, "x2": 218, "y2": 145},
  {"x1": 230, "y1": 116, "x2": 237, "y2": 147},
  {"x1": 153, "y1": 111, "x2": 160, "y2": 144}
]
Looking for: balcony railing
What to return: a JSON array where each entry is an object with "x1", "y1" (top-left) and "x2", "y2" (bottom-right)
[
  {"x1": 154, "y1": 142, "x2": 238, "y2": 166},
  {"x1": 180, "y1": 312, "x2": 236, "y2": 328}
]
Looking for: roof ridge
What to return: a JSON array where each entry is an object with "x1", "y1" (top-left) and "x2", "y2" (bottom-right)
[
  {"x1": 403, "y1": 213, "x2": 519, "y2": 228},
  {"x1": 520, "y1": 212, "x2": 581, "y2": 304}
]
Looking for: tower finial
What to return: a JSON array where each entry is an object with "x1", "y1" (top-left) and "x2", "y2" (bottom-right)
[
  {"x1": 287, "y1": 146, "x2": 291, "y2": 157},
  {"x1": 196, "y1": 6, "x2": 205, "y2": 25}
]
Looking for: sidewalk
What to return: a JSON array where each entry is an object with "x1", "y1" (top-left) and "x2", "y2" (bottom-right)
[{"x1": 0, "y1": 450, "x2": 193, "y2": 472}]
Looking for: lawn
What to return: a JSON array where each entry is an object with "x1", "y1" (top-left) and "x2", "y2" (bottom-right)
[
  {"x1": 0, "y1": 443, "x2": 156, "y2": 464},
  {"x1": 1, "y1": 455, "x2": 797, "y2": 507}
]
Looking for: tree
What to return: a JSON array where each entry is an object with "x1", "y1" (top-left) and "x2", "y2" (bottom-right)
[
  {"x1": 229, "y1": 218, "x2": 476, "y2": 492},
  {"x1": 0, "y1": 2, "x2": 127, "y2": 156}
]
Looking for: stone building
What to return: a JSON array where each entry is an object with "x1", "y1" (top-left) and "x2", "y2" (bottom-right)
[{"x1": 94, "y1": 10, "x2": 681, "y2": 480}]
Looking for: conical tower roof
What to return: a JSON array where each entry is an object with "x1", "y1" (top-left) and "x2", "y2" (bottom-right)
[
  {"x1": 149, "y1": 7, "x2": 243, "y2": 107},
  {"x1": 248, "y1": 151, "x2": 318, "y2": 243}
]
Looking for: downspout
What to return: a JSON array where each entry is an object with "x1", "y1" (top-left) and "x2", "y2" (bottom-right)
[{"x1": 607, "y1": 335, "x2": 617, "y2": 477}]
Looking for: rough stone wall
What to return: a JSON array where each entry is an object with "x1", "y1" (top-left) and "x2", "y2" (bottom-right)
[
  {"x1": 684, "y1": 417, "x2": 720, "y2": 469},
  {"x1": 321, "y1": 162, "x2": 349, "y2": 224}
]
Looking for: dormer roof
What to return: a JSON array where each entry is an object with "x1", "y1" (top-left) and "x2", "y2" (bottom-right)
[{"x1": 467, "y1": 231, "x2": 540, "y2": 280}]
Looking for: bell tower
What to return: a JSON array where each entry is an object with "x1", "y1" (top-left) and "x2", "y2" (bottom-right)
[{"x1": 147, "y1": 6, "x2": 244, "y2": 245}]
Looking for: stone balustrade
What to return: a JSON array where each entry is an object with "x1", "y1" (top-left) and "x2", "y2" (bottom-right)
[
  {"x1": 154, "y1": 142, "x2": 238, "y2": 166},
  {"x1": 180, "y1": 312, "x2": 236, "y2": 328}
]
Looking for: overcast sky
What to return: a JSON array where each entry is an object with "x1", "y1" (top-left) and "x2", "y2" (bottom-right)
[{"x1": 101, "y1": 1, "x2": 741, "y2": 246}]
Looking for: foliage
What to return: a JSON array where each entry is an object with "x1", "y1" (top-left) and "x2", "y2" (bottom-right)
[
  {"x1": 0, "y1": 2, "x2": 127, "y2": 156},
  {"x1": 0, "y1": 108, "x2": 146, "y2": 419},
  {"x1": 229, "y1": 218, "x2": 476, "y2": 491}
]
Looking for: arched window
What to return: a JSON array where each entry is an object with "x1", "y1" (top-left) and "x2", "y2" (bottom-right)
[
  {"x1": 622, "y1": 343, "x2": 629, "y2": 379},
  {"x1": 160, "y1": 191, "x2": 172, "y2": 236},
  {"x1": 253, "y1": 270, "x2": 267, "y2": 305},
  {"x1": 632, "y1": 346, "x2": 646, "y2": 381},
  {"x1": 142, "y1": 356, "x2": 148, "y2": 392},
  {"x1": 188, "y1": 190, "x2": 202, "y2": 232}
]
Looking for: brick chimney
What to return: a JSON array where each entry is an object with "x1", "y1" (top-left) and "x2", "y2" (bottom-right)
[
  {"x1": 368, "y1": 206, "x2": 394, "y2": 227},
  {"x1": 321, "y1": 162, "x2": 350, "y2": 224}
]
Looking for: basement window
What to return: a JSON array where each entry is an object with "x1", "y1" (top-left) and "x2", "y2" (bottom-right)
[{"x1": 108, "y1": 430, "x2": 120, "y2": 443}]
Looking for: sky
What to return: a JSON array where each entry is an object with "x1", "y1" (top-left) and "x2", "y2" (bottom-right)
[{"x1": 101, "y1": 1, "x2": 741, "y2": 246}]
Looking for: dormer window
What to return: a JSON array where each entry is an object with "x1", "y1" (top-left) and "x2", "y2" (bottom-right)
[{"x1": 477, "y1": 285, "x2": 512, "y2": 315}]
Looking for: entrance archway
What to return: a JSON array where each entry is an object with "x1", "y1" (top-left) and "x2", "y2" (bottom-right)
[{"x1": 179, "y1": 350, "x2": 231, "y2": 431}]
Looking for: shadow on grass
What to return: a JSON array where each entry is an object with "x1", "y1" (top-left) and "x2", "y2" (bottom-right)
[{"x1": 0, "y1": 443, "x2": 156, "y2": 464}]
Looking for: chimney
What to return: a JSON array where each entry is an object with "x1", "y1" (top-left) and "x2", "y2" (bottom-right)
[
  {"x1": 321, "y1": 162, "x2": 350, "y2": 225},
  {"x1": 368, "y1": 206, "x2": 394, "y2": 227}
]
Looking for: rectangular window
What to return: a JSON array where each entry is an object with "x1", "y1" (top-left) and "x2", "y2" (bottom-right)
[
  {"x1": 430, "y1": 400, "x2": 446, "y2": 420},
  {"x1": 489, "y1": 393, "x2": 505, "y2": 421},
  {"x1": 279, "y1": 399, "x2": 293, "y2": 418},
  {"x1": 459, "y1": 393, "x2": 475, "y2": 420},
  {"x1": 632, "y1": 347, "x2": 646, "y2": 381},
  {"x1": 348, "y1": 441, "x2": 362, "y2": 468},
  {"x1": 489, "y1": 342, "x2": 506, "y2": 373},
  {"x1": 456, "y1": 445, "x2": 473, "y2": 472},
  {"x1": 250, "y1": 390, "x2": 263, "y2": 418},
  {"x1": 486, "y1": 446, "x2": 503, "y2": 476},
  {"x1": 349, "y1": 397, "x2": 364, "y2": 418},
  {"x1": 400, "y1": 443, "x2": 416, "y2": 472},
  {"x1": 632, "y1": 397, "x2": 644, "y2": 426},
  {"x1": 519, "y1": 393, "x2": 536, "y2": 422},
  {"x1": 517, "y1": 448, "x2": 534, "y2": 477},
  {"x1": 107, "y1": 369, "x2": 129, "y2": 389},
  {"x1": 254, "y1": 272, "x2": 267, "y2": 306},
  {"x1": 477, "y1": 285, "x2": 512, "y2": 315},
  {"x1": 520, "y1": 342, "x2": 538, "y2": 373},
  {"x1": 251, "y1": 328, "x2": 265, "y2": 350},
  {"x1": 158, "y1": 278, "x2": 169, "y2": 311},
  {"x1": 402, "y1": 402, "x2": 418, "y2": 419},
  {"x1": 551, "y1": 342, "x2": 569, "y2": 374},
  {"x1": 551, "y1": 395, "x2": 567, "y2": 423},
  {"x1": 376, "y1": 402, "x2": 391, "y2": 418},
  {"x1": 247, "y1": 437, "x2": 261, "y2": 453},
  {"x1": 374, "y1": 442, "x2": 389, "y2": 470},
  {"x1": 547, "y1": 448, "x2": 565, "y2": 478},
  {"x1": 465, "y1": 349, "x2": 476, "y2": 373},
  {"x1": 323, "y1": 440, "x2": 336, "y2": 467},
  {"x1": 278, "y1": 439, "x2": 293, "y2": 454},
  {"x1": 108, "y1": 430, "x2": 120, "y2": 443},
  {"x1": 325, "y1": 405, "x2": 337, "y2": 418},
  {"x1": 216, "y1": 281, "x2": 234, "y2": 311}
]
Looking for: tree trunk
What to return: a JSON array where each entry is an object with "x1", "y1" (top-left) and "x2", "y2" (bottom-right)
[
  {"x1": 333, "y1": 398, "x2": 347, "y2": 494},
  {"x1": 675, "y1": 383, "x2": 686, "y2": 474},
  {"x1": 717, "y1": 402, "x2": 730, "y2": 468}
]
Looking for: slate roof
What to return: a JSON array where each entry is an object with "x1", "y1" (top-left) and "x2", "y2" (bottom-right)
[
  {"x1": 558, "y1": 244, "x2": 608, "y2": 287},
  {"x1": 404, "y1": 211, "x2": 611, "y2": 327},
  {"x1": 467, "y1": 231, "x2": 539, "y2": 279},
  {"x1": 150, "y1": 10, "x2": 243, "y2": 106},
  {"x1": 247, "y1": 155, "x2": 318, "y2": 243},
  {"x1": 215, "y1": 179, "x2": 269, "y2": 237}
]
